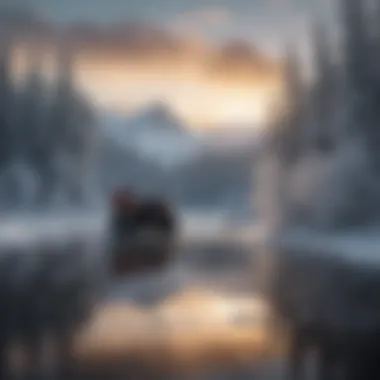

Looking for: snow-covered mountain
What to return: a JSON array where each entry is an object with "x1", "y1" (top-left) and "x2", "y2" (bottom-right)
[
  {"x1": 201, "y1": 127, "x2": 259, "y2": 154},
  {"x1": 96, "y1": 130, "x2": 168, "y2": 198},
  {"x1": 101, "y1": 103, "x2": 203, "y2": 167}
]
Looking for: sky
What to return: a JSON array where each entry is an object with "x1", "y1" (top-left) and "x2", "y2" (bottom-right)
[
  {"x1": 6, "y1": 0, "x2": 338, "y2": 129},
  {"x1": 12, "y1": 0, "x2": 336, "y2": 54}
]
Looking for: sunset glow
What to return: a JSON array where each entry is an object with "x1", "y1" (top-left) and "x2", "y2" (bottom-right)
[{"x1": 11, "y1": 31, "x2": 283, "y2": 130}]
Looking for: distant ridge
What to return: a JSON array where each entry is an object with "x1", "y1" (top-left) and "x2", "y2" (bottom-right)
[
  {"x1": 101, "y1": 103, "x2": 202, "y2": 167},
  {"x1": 126, "y1": 102, "x2": 189, "y2": 136}
]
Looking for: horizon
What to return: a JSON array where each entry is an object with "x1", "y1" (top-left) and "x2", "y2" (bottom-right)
[{"x1": 101, "y1": 100, "x2": 268, "y2": 133}]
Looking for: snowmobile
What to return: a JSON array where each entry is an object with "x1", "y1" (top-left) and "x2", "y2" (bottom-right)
[{"x1": 109, "y1": 189, "x2": 177, "y2": 277}]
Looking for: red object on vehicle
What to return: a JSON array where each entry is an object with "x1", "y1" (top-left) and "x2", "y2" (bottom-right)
[{"x1": 111, "y1": 189, "x2": 137, "y2": 214}]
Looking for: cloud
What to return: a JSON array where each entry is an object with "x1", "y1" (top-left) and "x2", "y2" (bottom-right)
[
  {"x1": 204, "y1": 39, "x2": 281, "y2": 84},
  {"x1": 7, "y1": 12, "x2": 280, "y2": 76},
  {"x1": 167, "y1": 6, "x2": 232, "y2": 44},
  {"x1": 172, "y1": 6, "x2": 231, "y2": 29}
]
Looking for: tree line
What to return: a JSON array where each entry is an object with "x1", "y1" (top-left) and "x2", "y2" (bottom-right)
[
  {"x1": 261, "y1": 0, "x2": 380, "y2": 230},
  {"x1": 0, "y1": 38, "x2": 96, "y2": 210}
]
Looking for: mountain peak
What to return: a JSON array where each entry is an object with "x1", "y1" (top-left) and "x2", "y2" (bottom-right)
[
  {"x1": 101, "y1": 101, "x2": 201, "y2": 168},
  {"x1": 130, "y1": 102, "x2": 187, "y2": 134},
  {"x1": 138, "y1": 101, "x2": 178, "y2": 123}
]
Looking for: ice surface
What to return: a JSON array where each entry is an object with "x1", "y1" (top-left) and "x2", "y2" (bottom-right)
[
  {"x1": 0, "y1": 210, "x2": 258, "y2": 253},
  {"x1": 277, "y1": 227, "x2": 380, "y2": 268},
  {"x1": 0, "y1": 213, "x2": 106, "y2": 251}
]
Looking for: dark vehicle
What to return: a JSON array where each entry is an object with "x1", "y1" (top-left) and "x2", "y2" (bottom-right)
[{"x1": 109, "y1": 189, "x2": 176, "y2": 276}]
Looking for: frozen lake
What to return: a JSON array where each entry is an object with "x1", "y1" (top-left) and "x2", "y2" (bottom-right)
[
  {"x1": 0, "y1": 209, "x2": 260, "y2": 249},
  {"x1": 0, "y1": 209, "x2": 276, "y2": 379},
  {"x1": 0, "y1": 209, "x2": 260, "y2": 304}
]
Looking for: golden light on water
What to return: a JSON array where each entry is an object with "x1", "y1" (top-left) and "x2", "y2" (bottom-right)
[{"x1": 75, "y1": 289, "x2": 274, "y2": 374}]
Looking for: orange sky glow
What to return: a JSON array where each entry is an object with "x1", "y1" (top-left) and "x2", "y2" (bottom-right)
[{"x1": 11, "y1": 40, "x2": 284, "y2": 130}]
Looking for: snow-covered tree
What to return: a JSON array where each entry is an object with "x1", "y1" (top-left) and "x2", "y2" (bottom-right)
[
  {"x1": 340, "y1": 0, "x2": 373, "y2": 137},
  {"x1": 49, "y1": 42, "x2": 96, "y2": 206},
  {"x1": 15, "y1": 44, "x2": 49, "y2": 206},
  {"x1": 0, "y1": 37, "x2": 96, "y2": 210},
  {"x1": 275, "y1": 46, "x2": 306, "y2": 166},
  {"x1": 0, "y1": 38, "x2": 13, "y2": 171},
  {"x1": 309, "y1": 21, "x2": 337, "y2": 152}
]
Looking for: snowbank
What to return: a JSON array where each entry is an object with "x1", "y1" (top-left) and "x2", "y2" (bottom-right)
[
  {"x1": 256, "y1": 133, "x2": 380, "y2": 372},
  {"x1": 260, "y1": 228, "x2": 380, "y2": 332}
]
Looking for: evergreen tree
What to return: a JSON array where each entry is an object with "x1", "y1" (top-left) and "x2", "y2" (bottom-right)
[
  {"x1": 366, "y1": 0, "x2": 380, "y2": 171},
  {"x1": 277, "y1": 45, "x2": 305, "y2": 165},
  {"x1": 0, "y1": 38, "x2": 13, "y2": 171},
  {"x1": 18, "y1": 45, "x2": 46, "y2": 172},
  {"x1": 19, "y1": 46, "x2": 45, "y2": 153},
  {"x1": 48, "y1": 42, "x2": 76, "y2": 204},
  {"x1": 340, "y1": 0, "x2": 372, "y2": 136},
  {"x1": 50, "y1": 42, "x2": 74, "y2": 154},
  {"x1": 341, "y1": 0, "x2": 380, "y2": 172},
  {"x1": 310, "y1": 21, "x2": 336, "y2": 152},
  {"x1": 50, "y1": 42, "x2": 95, "y2": 205}
]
